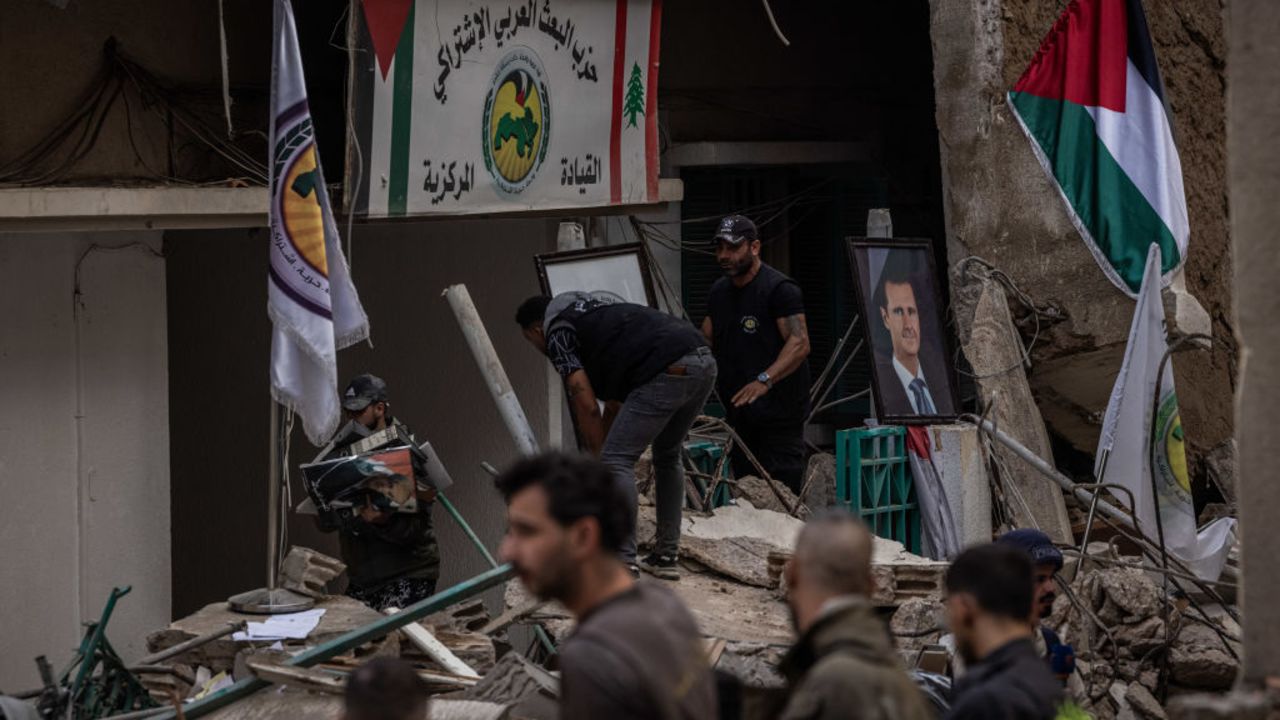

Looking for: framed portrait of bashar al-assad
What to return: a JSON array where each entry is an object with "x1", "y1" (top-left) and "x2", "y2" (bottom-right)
[
  {"x1": 534, "y1": 243, "x2": 657, "y2": 308},
  {"x1": 847, "y1": 238, "x2": 960, "y2": 424}
]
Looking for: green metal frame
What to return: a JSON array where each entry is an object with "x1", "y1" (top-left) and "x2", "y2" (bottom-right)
[
  {"x1": 54, "y1": 586, "x2": 158, "y2": 719},
  {"x1": 834, "y1": 426, "x2": 921, "y2": 554},
  {"x1": 151, "y1": 564, "x2": 516, "y2": 720}
]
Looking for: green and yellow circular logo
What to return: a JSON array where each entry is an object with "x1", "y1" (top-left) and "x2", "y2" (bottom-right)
[
  {"x1": 482, "y1": 49, "x2": 550, "y2": 194},
  {"x1": 1152, "y1": 391, "x2": 1191, "y2": 500}
]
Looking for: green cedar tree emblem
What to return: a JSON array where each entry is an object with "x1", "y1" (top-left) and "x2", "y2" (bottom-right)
[{"x1": 624, "y1": 62, "x2": 645, "y2": 128}]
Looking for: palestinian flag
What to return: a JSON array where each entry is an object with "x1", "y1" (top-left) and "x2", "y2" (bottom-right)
[{"x1": 1008, "y1": 0, "x2": 1188, "y2": 297}]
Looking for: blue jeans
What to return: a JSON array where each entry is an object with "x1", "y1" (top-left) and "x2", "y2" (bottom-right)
[{"x1": 600, "y1": 347, "x2": 717, "y2": 564}]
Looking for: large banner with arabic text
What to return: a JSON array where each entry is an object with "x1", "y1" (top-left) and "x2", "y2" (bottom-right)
[{"x1": 347, "y1": 0, "x2": 661, "y2": 218}]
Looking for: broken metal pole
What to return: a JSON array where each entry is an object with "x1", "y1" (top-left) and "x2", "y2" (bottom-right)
[
  {"x1": 962, "y1": 415, "x2": 1133, "y2": 528},
  {"x1": 437, "y1": 493, "x2": 498, "y2": 567},
  {"x1": 443, "y1": 284, "x2": 539, "y2": 456},
  {"x1": 134, "y1": 621, "x2": 245, "y2": 665},
  {"x1": 150, "y1": 564, "x2": 516, "y2": 720}
]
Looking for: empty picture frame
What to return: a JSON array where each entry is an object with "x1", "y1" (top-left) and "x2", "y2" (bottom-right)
[
  {"x1": 534, "y1": 243, "x2": 657, "y2": 307},
  {"x1": 847, "y1": 238, "x2": 960, "y2": 424}
]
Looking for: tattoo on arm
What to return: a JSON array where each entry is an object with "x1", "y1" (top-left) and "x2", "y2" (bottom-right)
[{"x1": 781, "y1": 313, "x2": 808, "y2": 340}]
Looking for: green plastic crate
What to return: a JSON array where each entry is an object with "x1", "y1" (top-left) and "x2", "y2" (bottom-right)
[
  {"x1": 834, "y1": 426, "x2": 921, "y2": 554},
  {"x1": 684, "y1": 440, "x2": 733, "y2": 508}
]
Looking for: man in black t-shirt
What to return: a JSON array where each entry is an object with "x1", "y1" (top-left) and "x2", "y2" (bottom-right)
[
  {"x1": 702, "y1": 215, "x2": 812, "y2": 493},
  {"x1": 515, "y1": 293, "x2": 716, "y2": 579}
]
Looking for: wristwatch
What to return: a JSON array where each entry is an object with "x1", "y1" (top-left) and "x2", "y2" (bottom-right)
[{"x1": 757, "y1": 371, "x2": 773, "y2": 389}]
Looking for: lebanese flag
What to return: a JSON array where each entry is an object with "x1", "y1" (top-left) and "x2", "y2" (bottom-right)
[{"x1": 1008, "y1": 0, "x2": 1188, "y2": 297}]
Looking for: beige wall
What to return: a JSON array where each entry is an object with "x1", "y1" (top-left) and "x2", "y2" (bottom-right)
[
  {"x1": 0, "y1": 231, "x2": 170, "y2": 690},
  {"x1": 166, "y1": 219, "x2": 557, "y2": 618}
]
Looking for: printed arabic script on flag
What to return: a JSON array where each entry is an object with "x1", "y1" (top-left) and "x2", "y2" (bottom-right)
[
  {"x1": 269, "y1": 0, "x2": 369, "y2": 445},
  {"x1": 1007, "y1": 0, "x2": 1189, "y2": 297}
]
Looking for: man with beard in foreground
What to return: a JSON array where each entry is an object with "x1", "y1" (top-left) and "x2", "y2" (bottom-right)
[
  {"x1": 496, "y1": 452, "x2": 716, "y2": 720},
  {"x1": 943, "y1": 544, "x2": 1063, "y2": 720}
]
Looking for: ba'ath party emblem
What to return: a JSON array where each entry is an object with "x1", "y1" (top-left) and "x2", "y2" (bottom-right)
[
  {"x1": 274, "y1": 116, "x2": 328, "y2": 281},
  {"x1": 482, "y1": 49, "x2": 551, "y2": 194},
  {"x1": 1151, "y1": 390, "x2": 1192, "y2": 503}
]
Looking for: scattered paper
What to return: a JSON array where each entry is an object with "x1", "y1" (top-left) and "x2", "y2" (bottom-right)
[
  {"x1": 232, "y1": 608, "x2": 326, "y2": 641},
  {"x1": 192, "y1": 670, "x2": 234, "y2": 699}
]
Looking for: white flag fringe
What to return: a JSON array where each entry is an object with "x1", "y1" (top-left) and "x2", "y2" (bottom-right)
[
  {"x1": 268, "y1": 0, "x2": 369, "y2": 445},
  {"x1": 1094, "y1": 245, "x2": 1234, "y2": 581}
]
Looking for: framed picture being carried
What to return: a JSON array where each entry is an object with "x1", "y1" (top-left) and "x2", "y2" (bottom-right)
[
  {"x1": 847, "y1": 238, "x2": 960, "y2": 424},
  {"x1": 533, "y1": 243, "x2": 657, "y2": 308}
]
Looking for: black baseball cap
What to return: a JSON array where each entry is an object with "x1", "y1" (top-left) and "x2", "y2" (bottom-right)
[
  {"x1": 342, "y1": 373, "x2": 389, "y2": 412},
  {"x1": 711, "y1": 214, "x2": 758, "y2": 246}
]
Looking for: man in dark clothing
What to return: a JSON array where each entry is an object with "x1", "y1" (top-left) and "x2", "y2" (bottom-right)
[
  {"x1": 998, "y1": 529, "x2": 1076, "y2": 682},
  {"x1": 778, "y1": 510, "x2": 931, "y2": 720},
  {"x1": 316, "y1": 374, "x2": 440, "y2": 611},
  {"x1": 516, "y1": 293, "x2": 716, "y2": 579},
  {"x1": 943, "y1": 544, "x2": 1064, "y2": 720},
  {"x1": 702, "y1": 215, "x2": 811, "y2": 493},
  {"x1": 496, "y1": 452, "x2": 717, "y2": 720}
]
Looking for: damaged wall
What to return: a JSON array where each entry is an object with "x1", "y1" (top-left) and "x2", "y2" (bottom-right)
[
  {"x1": 0, "y1": 232, "x2": 170, "y2": 691},
  {"x1": 928, "y1": 0, "x2": 1234, "y2": 480},
  {"x1": 166, "y1": 219, "x2": 556, "y2": 619}
]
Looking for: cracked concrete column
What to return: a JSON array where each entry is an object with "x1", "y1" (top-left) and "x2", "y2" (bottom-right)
[{"x1": 1227, "y1": 0, "x2": 1280, "y2": 687}]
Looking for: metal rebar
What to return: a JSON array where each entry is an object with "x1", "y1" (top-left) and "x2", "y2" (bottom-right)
[
  {"x1": 133, "y1": 622, "x2": 245, "y2": 666},
  {"x1": 149, "y1": 564, "x2": 516, "y2": 720}
]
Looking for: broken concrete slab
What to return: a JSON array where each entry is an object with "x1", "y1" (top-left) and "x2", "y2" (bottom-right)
[
  {"x1": 1169, "y1": 623, "x2": 1239, "y2": 690},
  {"x1": 732, "y1": 475, "x2": 801, "y2": 516},
  {"x1": 680, "y1": 535, "x2": 779, "y2": 588},
  {"x1": 146, "y1": 595, "x2": 395, "y2": 674},
  {"x1": 799, "y1": 452, "x2": 836, "y2": 510},
  {"x1": 951, "y1": 275, "x2": 1073, "y2": 543}
]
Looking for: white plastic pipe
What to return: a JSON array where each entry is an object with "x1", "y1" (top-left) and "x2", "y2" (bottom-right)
[{"x1": 443, "y1": 284, "x2": 539, "y2": 456}]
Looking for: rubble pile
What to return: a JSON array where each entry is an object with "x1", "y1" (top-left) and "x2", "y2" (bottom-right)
[{"x1": 888, "y1": 549, "x2": 1242, "y2": 719}]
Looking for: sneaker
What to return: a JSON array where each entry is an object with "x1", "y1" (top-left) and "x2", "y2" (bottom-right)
[{"x1": 640, "y1": 553, "x2": 680, "y2": 580}]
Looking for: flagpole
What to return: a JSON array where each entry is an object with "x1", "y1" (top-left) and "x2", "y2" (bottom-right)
[{"x1": 228, "y1": 399, "x2": 315, "y2": 614}]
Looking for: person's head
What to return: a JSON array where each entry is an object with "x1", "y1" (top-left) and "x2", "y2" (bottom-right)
[
  {"x1": 783, "y1": 510, "x2": 874, "y2": 634},
  {"x1": 876, "y1": 257, "x2": 920, "y2": 366},
  {"x1": 515, "y1": 295, "x2": 553, "y2": 353},
  {"x1": 711, "y1": 214, "x2": 761, "y2": 279},
  {"x1": 997, "y1": 529, "x2": 1064, "y2": 621},
  {"x1": 944, "y1": 544, "x2": 1035, "y2": 664},
  {"x1": 343, "y1": 374, "x2": 390, "y2": 431},
  {"x1": 496, "y1": 452, "x2": 634, "y2": 606},
  {"x1": 343, "y1": 656, "x2": 428, "y2": 720}
]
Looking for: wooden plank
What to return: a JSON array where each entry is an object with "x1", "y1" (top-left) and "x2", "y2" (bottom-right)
[
  {"x1": 479, "y1": 599, "x2": 548, "y2": 636},
  {"x1": 383, "y1": 607, "x2": 481, "y2": 679},
  {"x1": 245, "y1": 659, "x2": 345, "y2": 695}
]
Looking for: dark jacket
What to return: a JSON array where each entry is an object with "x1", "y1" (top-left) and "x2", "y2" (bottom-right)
[
  {"x1": 778, "y1": 597, "x2": 933, "y2": 720},
  {"x1": 314, "y1": 419, "x2": 440, "y2": 590},
  {"x1": 946, "y1": 638, "x2": 1063, "y2": 720}
]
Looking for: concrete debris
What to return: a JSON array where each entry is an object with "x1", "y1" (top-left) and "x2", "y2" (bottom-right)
[
  {"x1": 1202, "y1": 439, "x2": 1237, "y2": 506},
  {"x1": 1168, "y1": 624, "x2": 1239, "y2": 690},
  {"x1": 145, "y1": 595, "x2": 394, "y2": 677},
  {"x1": 679, "y1": 534, "x2": 779, "y2": 587},
  {"x1": 278, "y1": 546, "x2": 345, "y2": 598},
  {"x1": 1125, "y1": 682, "x2": 1168, "y2": 720},
  {"x1": 950, "y1": 272, "x2": 1073, "y2": 542},
  {"x1": 889, "y1": 598, "x2": 943, "y2": 663},
  {"x1": 444, "y1": 652, "x2": 557, "y2": 720},
  {"x1": 1092, "y1": 567, "x2": 1162, "y2": 623},
  {"x1": 1057, "y1": 561, "x2": 1238, "y2": 716},
  {"x1": 799, "y1": 452, "x2": 836, "y2": 510},
  {"x1": 731, "y1": 475, "x2": 801, "y2": 515}
]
